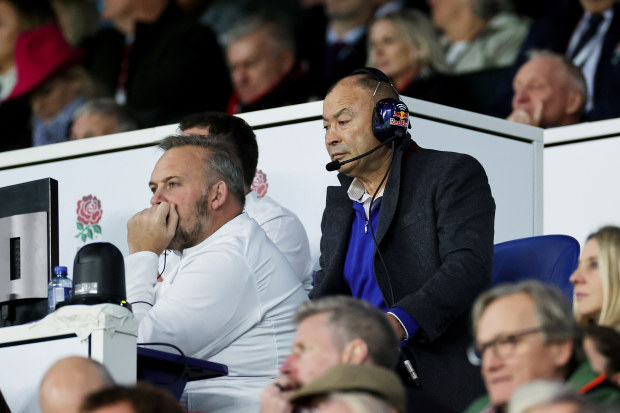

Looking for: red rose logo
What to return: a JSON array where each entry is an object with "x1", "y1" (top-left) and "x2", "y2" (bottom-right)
[
  {"x1": 251, "y1": 169, "x2": 269, "y2": 199},
  {"x1": 75, "y1": 195, "x2": 103, "y2": 242},
  {"x1": 77, "y1": 195, "x2": 102, "y2": 225}
]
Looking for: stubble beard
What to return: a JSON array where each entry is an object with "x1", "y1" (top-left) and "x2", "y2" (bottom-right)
[{"x1": 166, "y1": 193, "x2": 209, "y2": 252}]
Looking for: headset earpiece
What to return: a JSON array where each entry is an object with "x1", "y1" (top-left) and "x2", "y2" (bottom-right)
[
  {"x1": 372, "y1": 98, "x2": 409, "y2": 142},
  {"x1": 348, "y1": 67, "x2": 410, "y2": 143}
]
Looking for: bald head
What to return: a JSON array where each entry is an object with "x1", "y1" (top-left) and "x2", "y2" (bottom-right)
[{"x1": 40, "y1": 356, "x2": 115, "y2": 413}]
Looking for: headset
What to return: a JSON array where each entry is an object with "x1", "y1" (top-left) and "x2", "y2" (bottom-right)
[{"x1": 349, "y1": 67, "x2": 410, "y2": 143}]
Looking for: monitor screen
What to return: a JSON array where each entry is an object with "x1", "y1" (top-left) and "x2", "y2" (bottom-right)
[{"x1": 0, "y1": 178, "x2": 58, "y2": 326}]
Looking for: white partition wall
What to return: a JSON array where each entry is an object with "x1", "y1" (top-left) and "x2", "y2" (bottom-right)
[
  {"x1": 0, "y1": 100, "x2": 542, "y2": 275},
  {"x1": 544, "y1": 118, "x2": 620, "y2": 246}
]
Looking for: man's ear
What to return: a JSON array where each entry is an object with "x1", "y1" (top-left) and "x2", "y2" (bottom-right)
[
  {"x1": 550, "y1": 339, "x2": 574, "y2": 369},
  {"x1": 341, "y1": 338, "x2": 369, "y2": 365},
  {"x1": 209, "y1": 181, "x2": 228, "y2": 210},
  {"x1": 565, "y1": 90, "x2": 583, "y2": 116}
]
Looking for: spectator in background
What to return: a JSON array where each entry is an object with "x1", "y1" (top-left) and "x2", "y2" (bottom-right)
[
  {"x1": 488, "y1": 0, "x2": 620, "y2": 122},
  {"x1": 71, "y1": 98, "x2": 140, "y2": 140},
  {"x1": 429, "y1": 0, "x2": 530, "y2": 73},
  {"x1": 39, "y1": 356, "x2": 114, "y2": 413},
  {"x1": 8, "y1": 24, "x2": 96, "y2": 147},
  {"x1": 50, "y1": 0, "x2": 99, "y2": 46},
  {"x1": 367, "y1": 9, "x2": 473, "y2": 110},
  {"x1": 464, "y1": 281, "x2": 620, "y2": 413},
  {"x1": 298, "y1": 0, "x2": 375, "y2": 93},
  {"x1": 178, "y1": 112, "x2": 314, "y2": 291},
  {"x1": 507, "y1": 51, "x2": 587, "y2": 127},
  {"x1": 222, "y1": 13, "x2": 317, "y2": 114},
  {"x1": 570, "y1": 226, "x2": 620, "y2": 330},
  {"x1": 198, "y1": 1, "x2": 301, "y2": 41},
  {"x1": 0, "y1": 0, "x2": 56, "y2": 151},
  {"x1": 583, "y1": 326, "x2": 620, "y2": 388},
  {"x1": 79, "y1": 383, "x2": 185, "y2": 413},
  {"x1": 82, "y1": 0, "x2": 230, "y2": 127}
]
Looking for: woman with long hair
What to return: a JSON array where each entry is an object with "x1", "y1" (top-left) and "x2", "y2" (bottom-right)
[{"x1": 570, "y1": 226, "x2": 620, "y2": 329}]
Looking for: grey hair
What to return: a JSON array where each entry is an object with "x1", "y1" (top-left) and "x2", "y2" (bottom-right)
[
  {"x1": 526, "y1": 50, "x2": 588, "y2": 116},
  {"x1": 472, "y1": 281, "x2": 583, "y2": 376},
  {"x1": 368, "y1": 9, "x2": 448, "y2": 73},
  {"x1": 472, "y1": 280, "x2": 579, "y2": 342},
  {"x1": 508, "y1": 380, "x2": 573, "y2": 413},
  {"x1": 326, "y1": 71, "x2": 399, "y2": 106},
  {"x1": 158, "y1": 134, "x2": 246, "y2": 208},
  {"x1": 510, "y1": 380, "x2": 617, "y2": 413},
  {"x1": 73, "y1": 98, "x2": 139, "y2": 133},
  {"x1": 325, "y1": 392, "x2": 394, "y2": 413},
  {"x1": 221, "y1": 12, "x2": 295, "y2": 56},
  {"x1": 472, "y1": 0, "x2": 515, "y2": 20},
  {"x1": 295, "y1": 296, "x2": 399, "y2": 369}
]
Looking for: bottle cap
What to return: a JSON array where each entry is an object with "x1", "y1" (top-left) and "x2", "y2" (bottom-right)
[{"x1": 54, "y1": 266, "x2": 68, "y2": 275}]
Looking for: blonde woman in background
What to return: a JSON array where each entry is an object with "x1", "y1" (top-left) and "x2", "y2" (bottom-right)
[
  {"x1": 367, "y1": 9, "x2": 472, "y2": 110},
  {"x1": 570, "y1": 226, "x2": 620, "y2": 329}
]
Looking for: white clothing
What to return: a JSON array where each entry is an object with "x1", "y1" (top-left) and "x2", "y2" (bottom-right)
[
  {"x1": 244, "y1": 191, "x2": 313, "y2": 291},
  {"x1": 125, "y1": 213, "x2": 308, "y2": 413}
]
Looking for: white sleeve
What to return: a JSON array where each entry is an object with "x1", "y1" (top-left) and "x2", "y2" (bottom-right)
[
  {"x1": 127, "y1": 249, "x2": 262, "y2": 359},
  {"x1": 125, "y1": 251, "x2": 159, "y2": 321}
]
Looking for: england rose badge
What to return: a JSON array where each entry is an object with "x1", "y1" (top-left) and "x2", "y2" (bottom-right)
[{"x1": 75, "y1": 195, "x2": 102, "y2": 242}]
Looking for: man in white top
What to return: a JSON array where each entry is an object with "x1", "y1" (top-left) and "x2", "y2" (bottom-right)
[
  {"x1": 125, "y1": 134, "x2": 308, "y2": 413},
  {"x1": 178, "y1": 111, "x2": 313, "y2": 291}
]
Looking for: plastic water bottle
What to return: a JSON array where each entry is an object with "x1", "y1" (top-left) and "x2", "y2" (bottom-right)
[{"x1": 48, "y1": 266, "x2": 72, "y2": 313}]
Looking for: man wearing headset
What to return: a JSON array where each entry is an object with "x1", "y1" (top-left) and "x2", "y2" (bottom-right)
[{"x1": 311, "y1": 68, "x2": 496, "y2": 412}]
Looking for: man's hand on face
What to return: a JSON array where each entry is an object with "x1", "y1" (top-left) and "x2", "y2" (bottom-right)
[
  {"x1": 507, "y1": 101, "x2": 544, "y2": 127},
  {"x1": 127, "y1": 202, "x2": 179, "y2": 255},
  {"x1": 260, "y1": 376, "x2": 297, "y2": 413}
]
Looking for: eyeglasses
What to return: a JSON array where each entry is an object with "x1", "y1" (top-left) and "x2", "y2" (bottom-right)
[{"x1": 467, "y1": 327, "x2": 544, "y2": 366}]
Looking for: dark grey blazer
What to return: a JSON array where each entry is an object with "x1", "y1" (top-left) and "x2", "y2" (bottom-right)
[{"x1": 311, "y1": 138, "x2": 496, "y2": 411}]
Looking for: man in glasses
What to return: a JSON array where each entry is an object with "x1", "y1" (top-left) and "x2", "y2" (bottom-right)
[{"x1": 464, "y1": 280, "x2": 620, "y2": 413}]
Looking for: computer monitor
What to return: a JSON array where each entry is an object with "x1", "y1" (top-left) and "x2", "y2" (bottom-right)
[{"x1": 0, "y1": 178, "x2": 58, "y2": 326}]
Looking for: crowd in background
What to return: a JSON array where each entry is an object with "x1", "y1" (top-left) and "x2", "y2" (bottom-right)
[{"x1": 1, "y1": 0, "x2": 618, "y2": 152}]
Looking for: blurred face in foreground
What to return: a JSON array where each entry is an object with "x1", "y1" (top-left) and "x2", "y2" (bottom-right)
[
  {"x1": 280, "y1": 313, "x2": 344, "y2": 387},
  {"x1": 476, "y1": 293, "x2": 572, "y2": 408}
]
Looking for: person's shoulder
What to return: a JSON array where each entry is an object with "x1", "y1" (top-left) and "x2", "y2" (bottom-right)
[
  {"x1": 462, "y1": 393, "x2": 491, "y2": 413},
  {"x1": 485, "y1": 13, "x2": 531, "y2": 36},
  {"x1": 570, "y1": 361, "x2": 620, "y2": 406},
  {"x1": 408, "y1": 146, "x2": 483, "y2": 169},
  {"x1": 246, "y1": 193, "x2": 291, "y2": 220}
]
